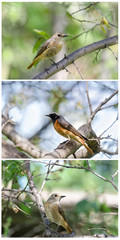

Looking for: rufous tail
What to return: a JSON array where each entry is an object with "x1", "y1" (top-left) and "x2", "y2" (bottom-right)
[
  {"x1": 64, "y1": 222, "x2": 72, "y2": 234},
  {"x1": 78, "y1": 137, "x2": 94, "y2": 155},
  {"x1": 27, "y1": 60, "x2": 36, "y2": 69}
]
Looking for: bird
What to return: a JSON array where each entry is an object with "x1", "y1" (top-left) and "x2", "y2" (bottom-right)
[
  {"x1": 27, "y1": 33, "x2": 68, "y2": 69},
  {"x1": 44, "y1": 193, "x2": 72, "y2": 234},
  {"x1": 46, "y1": 112, "x2": 93, "y2": 155}
]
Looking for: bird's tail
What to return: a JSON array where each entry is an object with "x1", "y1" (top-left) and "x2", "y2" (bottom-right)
[
  {"x1": 27, "y1": 60, "x2": 36, "y2": 69},
  {"x1": 64, "y1": 222, "x2": 72, "y2": 234},
  {"x1": 77, "y1": 136, "x2": 94, "y2": 155}
]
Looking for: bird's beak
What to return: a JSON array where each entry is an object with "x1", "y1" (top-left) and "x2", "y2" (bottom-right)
[
  {"x1": 63, "y1": 34, "x2": 69, "y2": 37},
  {"x1": 60, "y1": 195, "x2": 66, "y2": 199},
  {"x1": 45, "y1": 114, "x2": 50, "y2": 117}
]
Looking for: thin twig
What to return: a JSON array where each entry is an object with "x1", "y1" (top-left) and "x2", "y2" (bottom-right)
[
  {"x1": 2, "y1": 188, "x2": 32, "y2": 194},
  {"x1": 39, "y1": 160, "x2": 58, "y2": 194},
  {"x1": 73, "y1": 62, "x2": 84, "y2": 79},
  {"x1": 71, "y1": 2, "x2": 99, "y2": 15},
  {"x1": 89, "y1": 90, "x2": 118, "y2": 123},
  {"x1": 99, "y1": 115, "x2": 118, "y2": 137},
  {"x1": 39, "y1": 161, "x2": 118, "y2": 191},
  {"x1": 111, "y1": 170, "x2": 118, "y2": 179},
  {"x1": 86, "y1": 82, "x2": 93, "y2": 115},
  {"x1": 107, "y1": 47, "x2": 118, "y2": 60}
]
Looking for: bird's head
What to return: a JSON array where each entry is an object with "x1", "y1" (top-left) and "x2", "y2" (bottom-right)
[
  {"x1": 47, "y1": 193, "x2": 66, "y2": 203},
  {"x1": 52, "y1": 33, "x2": 68, "y2": 42},
  {"x1": 46, "y1": 112, "x2": 60, "y2": 123}
]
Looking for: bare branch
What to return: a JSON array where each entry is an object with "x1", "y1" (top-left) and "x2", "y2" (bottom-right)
[
  {"x1": 86, "y1": 82, "x2": 93, "y2": 115},
  {"x1": 33, "y1": 36, "x2": 118, "y2": 79},
  {"x1": 107, "y1": 47, "x2": 118, "y2": 60},
  {"x1": 2, "y1": 117, "x2": 16, "y2": 130},
  {"x1": 71, "y1": 23, "x2": 100, "y2": 41},
  {"x1": 25, "y1": 160, "x2": 52, "y2": 237},
  {"x1": 2, "y1": 139, "x2": 29, "y2": 158},
  {"x1": 72, "y1": 62, "x2": 83, "y2": 79},
  {"x1": 99, "y1": 115, "x2": 118, "y2": 137},
  {"x1": 89, "y1": 89, "x2": 118, "y2": 123},
  {"x1": 2, "y1": 113, "x2": 99, "y2": 159},
  {"x1": 40, "y1": 161, "x2": 118, "y2": 191},
  {"x1": 43, "y1": 123, "x2": 99, "y2": 159},
  {"x1": 71, "y1": 2, "x2": 99, "y2": 15},
  {"x1": 2, "y1": 188, "x2": 32, "y2": 195},
  {"x1": 39, "y1": 161, "x2": 58, "y2": 194},
  {"x1": 2, "y1": 115, "x2": 42, "y2": 158},
  {"x1": 111, "y1": 170, "x2": 118, "y2": 179}
]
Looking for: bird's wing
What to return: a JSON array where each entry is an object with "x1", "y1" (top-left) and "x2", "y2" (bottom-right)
[
  {"x1": 58, "y1": 116, "x2": 88, "y2": 141},
  {"x1": 34, "y1": 39, "x2": 51, "y2": 59},
  {"x1": 58, "y1": 205, "x2": 66, "y2": 221}
]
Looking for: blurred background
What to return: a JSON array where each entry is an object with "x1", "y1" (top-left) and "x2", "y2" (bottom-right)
[
  {"x1": 2, "y1": 81, "x2": 118, "y2": 159},
  {"x1": 2, "y1": 160, "x2": 118, "y2": 237},
  {"x1": 2, "y1": 2, "x2": 118, "y2": 79}
]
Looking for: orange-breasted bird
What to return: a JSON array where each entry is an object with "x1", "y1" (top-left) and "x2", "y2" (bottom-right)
[
  {"x1": 46, "y1": 112, "x2": 93, "y2": 155},
  {"x1": 44, "y1": 193, "x2": 72, "y2": 234},
  {"x1": 27, "y1": 33, "x2": 68, "y2": 69}
]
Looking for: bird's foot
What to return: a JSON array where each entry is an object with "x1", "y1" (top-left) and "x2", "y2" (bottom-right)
[
  {"x1": 44, "y1": 67, "x2": 50, "y2": 74},
  {"x1": 50, "y1": 59, "x2": 59, "y2": 69}
]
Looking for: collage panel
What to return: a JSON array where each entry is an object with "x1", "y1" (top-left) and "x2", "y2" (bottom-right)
[
  {"x1": 2, "y1": 80, "x2": 118, "y2": 160},
  {"x1": 2, "y1": 160, "x2": 118, "y2": 238},
  {"x1": 2, "y1": 2, "x2": 118, "y2": 80}
]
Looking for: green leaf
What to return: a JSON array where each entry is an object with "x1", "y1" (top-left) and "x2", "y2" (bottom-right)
[
  {"x1": 101, "y1": 24, "x2": 106, "y2": 33},
  {"x1": 100, "y1": 202, "x2": 111, "y2": 212},
  {"x1": 33, "y1": 29, "x2": 50, "y2": 38},
  {"x1": 66, "y1": 11, "x2": 73, "y2": 19},
  {"x1": 33, "y1": 37, "x2": 45, "y2": 53},
  {"x1": 74, "y1": 199, "x2": 101, "y2": 215}
]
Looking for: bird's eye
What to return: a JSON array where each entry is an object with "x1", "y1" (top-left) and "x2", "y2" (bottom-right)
[
  {"x1": 58, "y1": 34, "x2": 61, "y2": 37},
  {"x1": 54, "y1": 194, "x2": 57, "y2": 197}
]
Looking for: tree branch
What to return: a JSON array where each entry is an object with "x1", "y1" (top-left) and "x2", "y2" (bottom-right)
[
  {"x1": 40, "y1": 161, "x2": 118, "y2": 191},
  {"x1": 33, "y1": 35, "x2": 118, "y2": 79},
  {"x1": 88, "y1": 89, "x2": 118, "y2": 123},
  {"x1": 71, "y1": 2, "x2": 99, "y2": 15},
  {"x1": 2, "y1": 114, "x2": 99, "y2": 159},
  {"x1": 2, "y1": 115, "x2": 42, "y2": 158},
  {"x1": 39, "y1": 161, "x2": 57, "y2": 194},
  {"x1": 25, "y1": 160, "x2": 52, "y2": 237},
  {"x1": 43, "y1": 123, "x2": 99, "y2": 159},
  {"x1": 86, "y1": 81, "x2": 93, "y2": 115}
]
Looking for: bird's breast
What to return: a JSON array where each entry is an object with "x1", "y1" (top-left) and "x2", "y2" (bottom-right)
[
  {"x1": 54, "y1": 120, "x2": 68, "y2": 138},
  {"x1": 44, "y1": 202, "x2": 61, "y2": 223},
  {"x1": 45, "y1": 43, "x2": 62, "y2": 58},
  {"x1": 54, "y1": 120, "x2": 83, "y2": 142}
]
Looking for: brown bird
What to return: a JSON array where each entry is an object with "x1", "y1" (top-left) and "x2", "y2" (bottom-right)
[
  {"x1": 46, "y1": 112, "x2": 94, "y2": 155},
  {"x1": 44, "y1": 193, "x2": 72, "y2": 234},
  {"x1": 27, "y1": 33, "x2": 68, "y2": 69}
]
